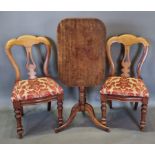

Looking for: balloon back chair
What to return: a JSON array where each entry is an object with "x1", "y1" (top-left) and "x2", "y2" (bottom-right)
[
  {"x1": 5, "y1": 35, "x2": 64, "y2": 138},
  {"x1": 100, "y1": 34, "x2": 149, "y2": 131}
]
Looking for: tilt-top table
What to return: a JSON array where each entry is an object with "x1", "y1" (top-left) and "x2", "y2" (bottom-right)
[{"x1": 55, "y1": 18, "x2": 109, "y2": 132}]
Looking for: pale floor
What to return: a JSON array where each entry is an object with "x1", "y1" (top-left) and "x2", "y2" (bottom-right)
[{"x1": 0, "y1": 100, "x2": 155, "y2": 144}]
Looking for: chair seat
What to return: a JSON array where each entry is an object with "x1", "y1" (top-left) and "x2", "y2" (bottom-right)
[
  {"x1": 11, "y1": 77, "x2": 63, "y2": 102},
  {"x1": 100, "y1": 76, "x2": 149, "y2": 97}
]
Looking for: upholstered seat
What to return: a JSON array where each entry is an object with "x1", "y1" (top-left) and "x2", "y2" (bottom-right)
[
  {"x1": 100, "y1": 76, "x2": 149, "y2": 97},
  {"x1": 11, "y1": 77, "x2": 63, "y2": 102}
]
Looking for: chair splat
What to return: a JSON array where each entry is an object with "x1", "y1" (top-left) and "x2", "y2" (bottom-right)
[
  {"x1": 121, "y1": 45, "x2": 131, "y2": 77},
  {"x1": 25, "y1": 47, "x2": 37, "y2": 79}
]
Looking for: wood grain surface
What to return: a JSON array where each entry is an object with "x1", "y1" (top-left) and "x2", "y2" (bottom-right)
[{"x1": 57, "y1": 18, "x2": 106, "y2": 86}]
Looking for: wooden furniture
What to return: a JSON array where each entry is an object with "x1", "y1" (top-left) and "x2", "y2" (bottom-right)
[
  {"x1": 100, "y1": 34, "x2": 149, "y2": 130},
  {"x1": 5, "y1": 35, "x2": 64, "y2": 138},
  {"x1": 55, "y1": 18, "x2": 109, "y2": 132}
]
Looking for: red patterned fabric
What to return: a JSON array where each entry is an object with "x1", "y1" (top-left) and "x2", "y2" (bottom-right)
[
  {"x1": 11, "y1": 77, "x2": 63, "y2": 102},
  {"x1": 100, "y1": 76, "x2": 149, "y2": 97}
]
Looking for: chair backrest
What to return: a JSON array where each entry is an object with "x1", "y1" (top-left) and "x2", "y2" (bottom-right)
[
  {"x1": 106, "y1": 34, "x2": 149, "y2": 78},
  {"x1": 57, "y1": 18, "x2": 106, "y2": 86},
  {"x1": 5, "y1": 35, "x2": 51, "y2": 81}
]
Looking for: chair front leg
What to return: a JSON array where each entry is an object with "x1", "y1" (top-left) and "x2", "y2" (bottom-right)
[
  {"x1": 140, "y1": 97, "x2": 148, "y2": 131},
  {"x1": 101, "y1": 94, "x2": 107, "y2": 126},
  {"x1": 13, "y1": 102, "x2": 24, "y2": 138},
  {"x1": 57, "y1": 94, "x2": 63, "y2": 127}
]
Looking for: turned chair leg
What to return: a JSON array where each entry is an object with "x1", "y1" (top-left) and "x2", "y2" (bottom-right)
[
  {"x1": 57, "y1": 95, "x2": 63, "y2": 127},
  {"x1": 101, "y1": 95, "x2": 107, "y2": 126},
  {"x1": 134, "y1": 102, "x2": 138, "y2": 110},
  {"x1": 47, "y1": 101, "x2": 51, "y2": 111},
  {"x1": 108, "y1": 100, "x2": 112, "y2": 109},
  {"x1": 13, "y1": 102, "x2": 24, "y2": 139},
  {"x1": 140, "y1": 98, "x2": 148, "y2": 131}
]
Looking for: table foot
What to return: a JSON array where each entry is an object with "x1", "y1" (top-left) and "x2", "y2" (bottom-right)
[
  {"x1": 55, "y1": 103, "x2": 110, "y2": 133},
  {"x1": 55, "y1": 103, "x2": 80, "y2": 133},
  {"x1": 85, "y1": 103, "x2": 110, "y2": 132}
]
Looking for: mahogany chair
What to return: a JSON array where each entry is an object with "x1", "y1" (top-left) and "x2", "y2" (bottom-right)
[
  {"x1": 100, "y1": 34, "x2": 149, "y2": 131},
  {"x1": 5, "y1": 35, "x2": 63, "y2": 138}
]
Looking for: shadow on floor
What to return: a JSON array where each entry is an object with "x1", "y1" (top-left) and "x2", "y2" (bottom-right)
[
  {"x1": 0, "y1": 102, "x2": 155, "y2": 143},
  {"x1": 18, "y1": 103, "x2": 155, "y2": 135}
]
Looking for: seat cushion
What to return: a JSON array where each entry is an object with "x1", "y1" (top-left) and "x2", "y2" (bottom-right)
[
  {"x1": 100, "y1": 76, "x2": 149, "y2": 97},
  {"x1": 11, "y1": 77, "x2": 63, "y2": 102}
]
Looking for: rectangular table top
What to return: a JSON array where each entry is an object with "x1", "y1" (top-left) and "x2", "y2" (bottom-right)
[{"x1": 57, "y1": 18, "x2": 106, "y2": 87}]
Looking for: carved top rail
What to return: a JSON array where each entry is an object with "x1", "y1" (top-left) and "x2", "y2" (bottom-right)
[
  {"x1": 106, "y1": 34, "x2": 149, "y2": 78},
  {"x1": 5, "y1": 35, "x2": 51, "y2": 81}
]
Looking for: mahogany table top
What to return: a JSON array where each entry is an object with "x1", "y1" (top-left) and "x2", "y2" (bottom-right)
[{"x1": 57, "y1": 18, "x2": 106, "y2": 87}]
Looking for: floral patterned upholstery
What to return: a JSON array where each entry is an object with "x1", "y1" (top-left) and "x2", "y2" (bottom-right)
[
  {"x1": 100, "y1": 76, "x2": 149, "y2": 97},
  {"x1": 11, "y1": 77, "x2": 63, "y2": 102}
]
